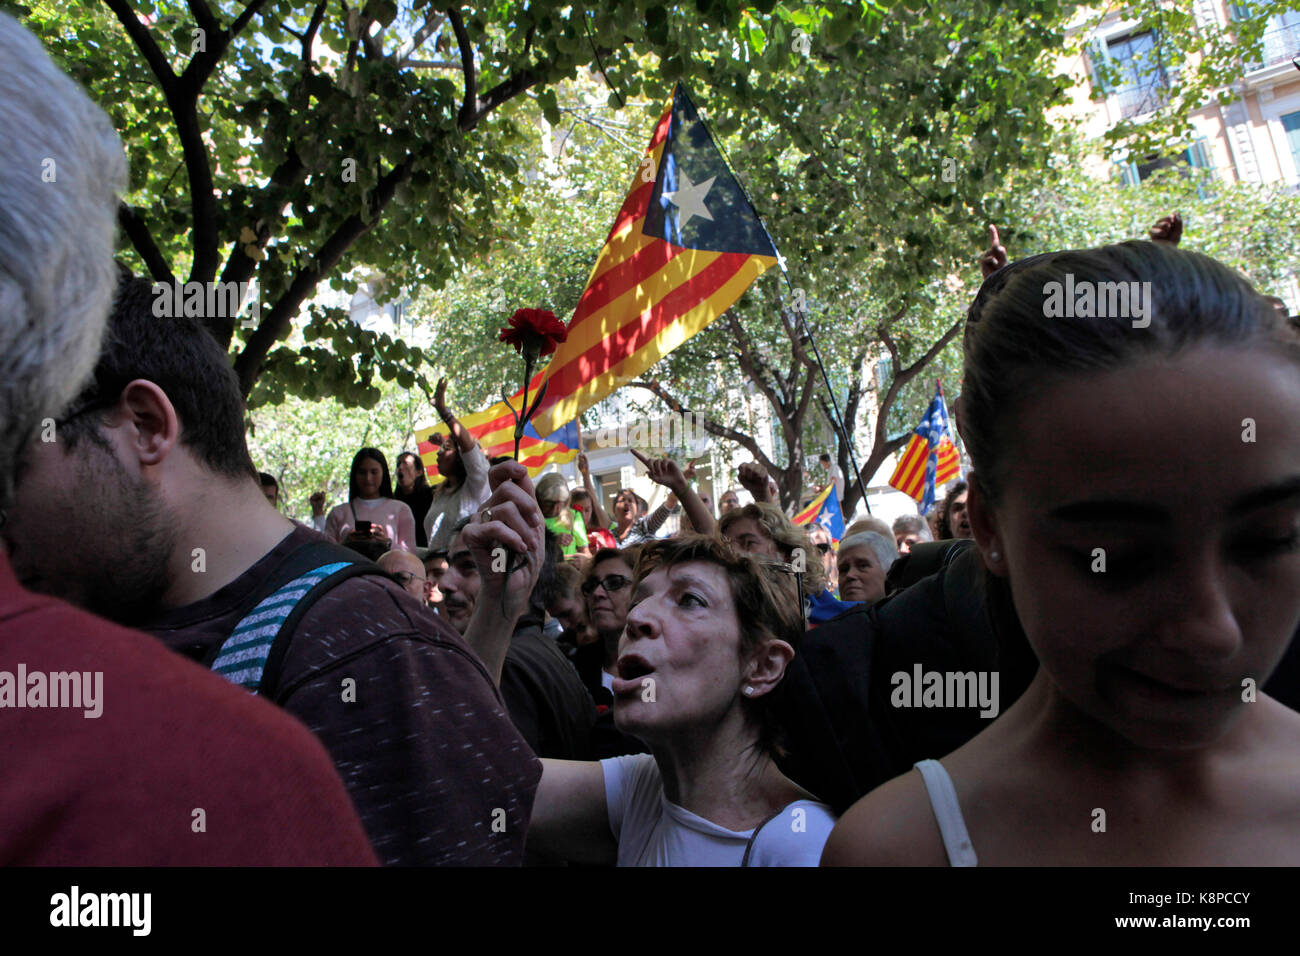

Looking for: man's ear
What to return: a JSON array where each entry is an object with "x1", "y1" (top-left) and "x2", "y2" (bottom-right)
[
  {"x1": 116, "y1": 379, "x2": 180, "y2": 468},
  {"x1": 966, "y1": 472, "x2": 1006, "y2": 577}
]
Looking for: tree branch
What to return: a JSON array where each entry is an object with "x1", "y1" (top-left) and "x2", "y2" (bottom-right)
[
  {"x1": 102, "y1": 0, "x2": 178, "y2": 94},
  {"x1": 302, "y1": 0, "x2": 328, "y2": 75},
  {"x1": 118, "y1": 203, "x2": 176, "y2": 285},
  {"x1": 446, "y1": 7, "x2": 478, "y2": 130},
  {"x1": 232, "y1": 154, "x2": 418, "y2": 393},
  {"x1": 629, "y1": 380, "x2": 780, "y2": 476},
  {"x1": 398, "y1": 11, "x2": 446, "y2": 68}
]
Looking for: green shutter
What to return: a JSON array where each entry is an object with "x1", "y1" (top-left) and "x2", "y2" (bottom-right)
[{"x1": 1087, "y1": 37, "x2": 1113, "y2": 96}]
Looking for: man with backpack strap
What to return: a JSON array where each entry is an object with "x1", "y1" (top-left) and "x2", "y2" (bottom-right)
[{"x1": 4, "y1": 277, "x2": 542, "y2": 866}]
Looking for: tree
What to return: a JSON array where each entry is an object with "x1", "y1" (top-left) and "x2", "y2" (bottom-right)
[{"x1": 18, "y1": 0, "x2": 912, "y2": 408}]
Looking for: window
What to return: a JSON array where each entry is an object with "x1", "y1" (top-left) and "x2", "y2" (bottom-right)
[
  {"x1": 1116, "y1": 138, "x2": 1211, "y2": 188},
  {"x1": 1283, "y1": 111, "x2": 1300, "y2": 176},
  {"x1": 1106, "y1": 31, "x2": 1171, "y2": 119}
]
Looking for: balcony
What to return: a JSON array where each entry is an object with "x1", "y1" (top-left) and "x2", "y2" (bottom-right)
[
  {"x1": 1246, "y1": 19, "x2": 1300, "y2": 73},
  {"x1": 1115, "y1": 81, "x2": 1171, "y2": 119}
]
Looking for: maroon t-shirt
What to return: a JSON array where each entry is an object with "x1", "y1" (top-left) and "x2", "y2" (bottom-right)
[
  {"x1": 139, "y1": 526, "x2": 542, "y2": 866},
  {"x1": 0, "y1": 551, "x2": 377, "y2": 866}
]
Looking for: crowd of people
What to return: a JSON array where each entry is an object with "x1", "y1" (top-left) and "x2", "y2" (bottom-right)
[{"x1": 2, "y1": 14, "x2": 1299, "y2": 868}]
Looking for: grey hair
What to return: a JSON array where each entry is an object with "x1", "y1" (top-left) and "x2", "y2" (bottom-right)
[
  {"x1": 838, "y1": 531, "x2": 898, "y2": 571},
  {"x1": 0, "y1": 13, "x2": 127, "y2": 508},
  {"x1": 892, "y1": 513, "x2": 933, "y2": 540}
]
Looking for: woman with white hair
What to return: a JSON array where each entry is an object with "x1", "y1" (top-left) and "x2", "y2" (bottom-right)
[{"x1": 835, "y1": 531, "x2": 897, "y2": 604}]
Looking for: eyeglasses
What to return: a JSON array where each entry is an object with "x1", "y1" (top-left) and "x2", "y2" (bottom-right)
[
  {"x1": 582, "y1": 574, "x2": 632, "y2": 596},
  {"x1": 815, "y1": 543, "x2": 832, "y2": 554},
  {"x1": 391, "y1": 571, "x2": 425, "y2": 587}
]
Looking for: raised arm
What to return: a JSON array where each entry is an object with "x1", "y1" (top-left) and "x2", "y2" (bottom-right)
[
  {"x1": 738, "y1": 461, "x2": 772, "y2": 504},
  {"x1": 634, "y1": 450, "x2": 712, "y2": 534},
  {"x1": 435, "y1": 376, "x2": 476, "y2": 454},
  {"x1": 460, "y1": 461, "x2": 545, "y2": 683},
  {"x1": 578, "y1": 453, "x2": 609, "y2": 530}
]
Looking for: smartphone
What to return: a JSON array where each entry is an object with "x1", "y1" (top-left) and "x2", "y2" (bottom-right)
[{"x1": 356, "y1": 520, "x2": 372, "y2": 534}]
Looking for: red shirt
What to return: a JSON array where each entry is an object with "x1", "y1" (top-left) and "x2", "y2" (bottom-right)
[{"x1": 0, "y1": 551, "x2": 378, "y2": 865}]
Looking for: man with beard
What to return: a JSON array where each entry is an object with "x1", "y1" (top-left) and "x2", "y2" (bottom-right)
[
  {"x1": 4, "y1": 277, "x2": 541, "y2": 866},
  {"x1": 0, "y1": 13, "x2": 376, "y2": 865}
]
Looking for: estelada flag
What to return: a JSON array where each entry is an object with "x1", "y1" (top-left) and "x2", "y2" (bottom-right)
[
  {"x1": 416, "y1": 82, "x2": 778, "y2": 479},
  {"x1": 887, "y1": 386, "x2": 962, "y2": 514},
  {"x1": 526, "y1": 82, "x2": 780, "y2": 437},
  {"x1": 793, "y1": 484, "x2": 846, "y2": 545}
]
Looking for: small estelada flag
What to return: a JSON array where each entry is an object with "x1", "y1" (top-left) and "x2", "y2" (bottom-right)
[
  {"x1": 887, "y1": 386, "x2": 962, "y2": 514},
  {"x1": 793, "y1": 483, "x2": 845, "y2": 544}
]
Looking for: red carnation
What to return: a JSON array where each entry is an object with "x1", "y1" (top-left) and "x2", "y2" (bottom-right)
[{"x1": 498, "y1": 308, "x2": 568, "y2": 357}]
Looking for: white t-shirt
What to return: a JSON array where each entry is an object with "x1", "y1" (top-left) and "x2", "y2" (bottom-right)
[
  {"x1": 424, "y1": 443, "x2": 491, "y2": 553},
  {"x1": 323, "y1": 497, "x2": 418, "y2": 553},
  {"x1": 601, "y1": 753, "x2": 836, "y2": 867}
]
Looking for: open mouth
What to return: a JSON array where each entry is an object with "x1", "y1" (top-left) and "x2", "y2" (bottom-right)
[{"x1": 617, "y1": 654, "x2": 655, "y2": 681}]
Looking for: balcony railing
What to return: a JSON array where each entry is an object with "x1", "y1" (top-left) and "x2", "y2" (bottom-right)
[
  {"x1": 1115, "y1": 81, "x2": 1171, "y2": 119},
  {"x1": 1246, "y1": 20, "x2": 1300, "y2": 73}
]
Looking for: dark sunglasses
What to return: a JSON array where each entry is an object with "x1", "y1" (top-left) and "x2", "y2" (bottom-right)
[
  {"x1": 815, "y1": 542, "x2": 832, "y2": 554},
  {"x1": 582, "y1": 573, "x2": 632, "y2": 596}
]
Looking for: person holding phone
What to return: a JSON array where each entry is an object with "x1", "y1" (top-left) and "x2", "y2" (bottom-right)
[{"x1": 324, "y1": 447, "x2": 418, "y2": 553}]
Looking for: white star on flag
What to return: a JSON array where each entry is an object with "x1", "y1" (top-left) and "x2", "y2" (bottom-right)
[
  {"x1": 817, "y1": 511, "x2": 833, "y2": 530},
  {"x1": 663, "y1": 171, "x2": 716, "y2": 228}
]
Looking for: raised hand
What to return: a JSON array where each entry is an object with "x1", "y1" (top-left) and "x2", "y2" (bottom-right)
[
  {"x1": 737, "y1": 461, "x2": 771, "y2": 502},
  {"x1": 460, "y1": 460, "x2": 545, "y2": 622},
  {"x1": 577, "y1": 452, "x2": 590, "y2": 475},
  {"x1": 434, "y1": 376, "x2": 449, "y2": 413},
  {"x1": 631, "y1": 449, "x2": 686, "y2": 494},
  {"x1": 1149, "y1": 212, "x2": 1182, "y2": 245},
  {"x1": 979, "y1": 224, "x2": 1008, "y2": 279}
]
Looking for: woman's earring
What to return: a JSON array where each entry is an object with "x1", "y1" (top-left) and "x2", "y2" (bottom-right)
[
  {"x1": 989, "y1": 550, "x2": 1001, "y2": 562},
  {"x1": 743, "y1": 686, "x2": 754, "y2": 697}
]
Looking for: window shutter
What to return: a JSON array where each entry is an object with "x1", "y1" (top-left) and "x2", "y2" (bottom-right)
[
  {"x1": 1087, "y1": 36, "x2": 1113, "y2": 97},
  {"x1": 1187, "y1": 138, "x2": 1212, "y2": 168}
]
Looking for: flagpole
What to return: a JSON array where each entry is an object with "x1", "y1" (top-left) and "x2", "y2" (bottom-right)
[{"x1": 679, "y1": 83, "x2": 872, "y2": 515}]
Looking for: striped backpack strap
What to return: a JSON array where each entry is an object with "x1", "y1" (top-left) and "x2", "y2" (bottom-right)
[{"x1": 210, "y1": 561, "x2": 354, "y2": 694}]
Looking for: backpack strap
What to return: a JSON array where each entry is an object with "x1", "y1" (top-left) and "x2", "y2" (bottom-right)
[{"x1": 209, "y1": 539, "x2": 387, "y2": 696}]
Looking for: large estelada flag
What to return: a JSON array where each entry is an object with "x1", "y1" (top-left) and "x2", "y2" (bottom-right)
[
  {"x1": 793, "y1": 483, "x2": 846, "y2": 545},
  {"x1": 887, "y1": 386, "x2": 962, "y2": 514},
  {"x1": 526, "y1": 82, "x2": 780, "y2": 437},
  {"x1": 416, "y1": 83, "x2": 778, "y2": 480}
]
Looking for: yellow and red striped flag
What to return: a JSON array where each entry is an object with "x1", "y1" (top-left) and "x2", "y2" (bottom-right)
[
  {"x1": 526, "y1": 82, "x2": 780, "y2": 437},
  {"x1": 887, "y1": 387, "x2": 962, "y2": 514},
  {"x1": 417, "y1": 83, "x2": 778, "y2": 479}
]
